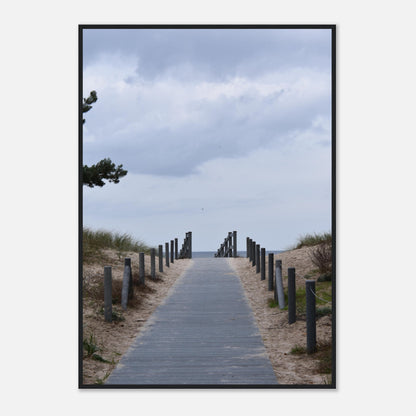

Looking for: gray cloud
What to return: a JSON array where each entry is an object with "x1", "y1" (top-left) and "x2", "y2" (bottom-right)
[
  {"x1": 83, "y1": 28, "x2": 331, "y2": 81},
  {"x1": 83, "y1": 58, "x2": 330, "y2": 176}
]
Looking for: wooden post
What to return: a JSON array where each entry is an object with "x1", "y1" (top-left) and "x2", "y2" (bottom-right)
[
  {"x1": 268, "y1": 253, "x2": 274, "y2": 291},
  {"x1": 261, "y1": 248, "x2": 266, "y2": 280},
  {"x1": 306, "y1": 280, "x2": 317, "y2": 353},
  {"x1": 233, "y1": 231, "x2": 237, "y2": 257},
  {"x1": 288, "y1": 268, "x2": 296, "y2": 324},
  {"x1": 104, "y1": 266, "x2": 112, "y2": 322},
  {"x1": 246, "y1": 237, "x2": 250, "y2": 258},
  {"x1": 121, "y1": 258, "x2": 132, "y2": 310},
  {"x1": 252, "y1": 241, "x2": 256, "y2": 267},
  {"x1": 175, "y1": 238, "x2": 178, "y2": 260},
  {"x1": 256, "y1": 244, "x2": 260, "y2": 273},
  {"x1": 188, "y1": 231, "x2": 192, "y2": 259},
  {"x1": 170, "y1": 240, "x2": 174, "y2": 264},
  {"x1": 165, "y1": 242, "x2": 170, "y2": 267},
  {"x1": 139, "y1": 252, "x2": 145, "y2": 285},
  {"x1": 126, "y1": 257, "x2": 133, "y2": 299},
  {"x1": 275, "y1": 259, "x2": 285, "y2": 308},
  {"x1": 151, "y1": 248, "x2": 156, "y2": 279},
  {"x1": 158, "y1": 245, "x2": 163, "y2": 273}
]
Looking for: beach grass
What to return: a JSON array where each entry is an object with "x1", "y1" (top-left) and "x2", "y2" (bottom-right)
[
  {"x1": 294, "y1": 232, "x2": 332, "y2": 249},
  {"x1": 82, "y1": 227, "x2": 152, "y2": 262}
]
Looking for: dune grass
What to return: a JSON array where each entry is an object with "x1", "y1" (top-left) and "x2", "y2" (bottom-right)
[
  {"x1": 294, "y1": 232, "x2": 332, "y2": 249},
  {"x1": 82, "y1": 227, "x2": 152, "y2": 262}
]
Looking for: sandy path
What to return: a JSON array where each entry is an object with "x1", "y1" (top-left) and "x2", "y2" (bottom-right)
[
  {"x1": 82, "y1": 251, "x2": 192, "y2": 385},
  {"x1": 82, "y1": 247, "x2": 332, "y2": 385},
  {"x1": 106, "y1": 258, "x2": 278, "y2": 385},
  {"x1": 228, "y1": 248, "x2": 332, "y2": 385}
]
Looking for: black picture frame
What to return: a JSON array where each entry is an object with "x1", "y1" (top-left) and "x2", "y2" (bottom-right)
[{"x1": 79, "y1": 24, "x2": 336, "y2": 389}]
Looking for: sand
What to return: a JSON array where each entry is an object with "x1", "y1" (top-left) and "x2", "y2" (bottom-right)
[
  {"x1": 82, "y1": 251, "x2": 192, "y2": 385},
  {"x1": 228, "y1": 246, "x2": 333, "y2": 385}
]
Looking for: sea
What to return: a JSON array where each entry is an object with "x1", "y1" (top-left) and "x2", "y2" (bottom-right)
[{"x1": 192, "y1": 250, "x2": 285, "y2": 258}]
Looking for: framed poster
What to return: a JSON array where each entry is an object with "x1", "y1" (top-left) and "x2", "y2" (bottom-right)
[{"x1": 79, "y1": 25, "x2": 335, "y2": 388}]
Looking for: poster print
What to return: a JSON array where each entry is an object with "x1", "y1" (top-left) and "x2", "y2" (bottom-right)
[{"x1": 80, "y1": 25, "x2": 335, "y2": 388}]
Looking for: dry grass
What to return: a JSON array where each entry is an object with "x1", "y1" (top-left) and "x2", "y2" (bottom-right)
[{"x1": 308, "y1": 243, "x2": 332, "y2": 274}]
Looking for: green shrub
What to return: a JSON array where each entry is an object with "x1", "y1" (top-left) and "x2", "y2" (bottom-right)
[
  {"x1": 316, "y1": 307, "x2": 332, "y2": 318},
  {"x1": 317, "y1": 272, "x2": 332, "y2": 282},
  {"x1": 290, "y1": 345, "x2": 307, "y2": 355},
  {"x1": 83, "y1": 333, "x2": 99, "y2": 357}
]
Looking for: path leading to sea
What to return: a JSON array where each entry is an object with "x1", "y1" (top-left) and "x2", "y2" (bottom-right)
[{"x1": 106, "y1": 258, "x2": 278, "y2": 385}]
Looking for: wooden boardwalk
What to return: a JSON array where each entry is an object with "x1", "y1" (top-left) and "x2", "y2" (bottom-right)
[{"x1": 106, "y1": 258, "x2": 278, "y2": 386}]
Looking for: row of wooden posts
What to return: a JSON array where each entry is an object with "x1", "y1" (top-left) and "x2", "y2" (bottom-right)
[
  {"x1": 246, "y1": 236, "x2": 317, "y2": 354},
  {"x1": 215, "y1": 231, "x2": 237, "y2": 257},
  {"x1": 103, "y1": 232, "x2": 192, "y2": 323}
]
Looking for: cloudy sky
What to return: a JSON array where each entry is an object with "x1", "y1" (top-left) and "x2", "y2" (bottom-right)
[{"x1": 82, "y1": 27, "x2": 332, "y2": 251}]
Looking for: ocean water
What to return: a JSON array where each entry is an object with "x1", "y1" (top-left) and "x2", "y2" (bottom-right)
[{"x1": 192, "y1": 250, "x2": 284, "y2": 258}]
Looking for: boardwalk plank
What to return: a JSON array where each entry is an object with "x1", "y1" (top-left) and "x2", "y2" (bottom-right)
[{"x1": 106, "y1": 258, "x2": 278, "y2": 385}]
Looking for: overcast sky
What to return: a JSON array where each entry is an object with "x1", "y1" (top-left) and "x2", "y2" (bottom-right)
[{"x1": 82, "y1": 27, "x2": 332, "y2": 251}]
